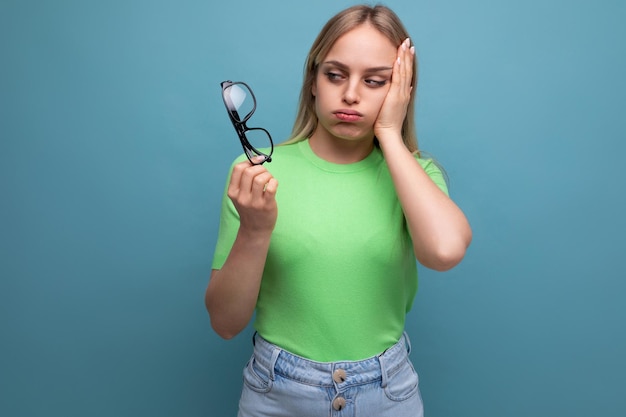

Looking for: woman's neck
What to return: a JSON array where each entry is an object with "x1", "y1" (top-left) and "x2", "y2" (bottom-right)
[{"x1": 308, "y1": 132, "x2": 375, "y2": 164}]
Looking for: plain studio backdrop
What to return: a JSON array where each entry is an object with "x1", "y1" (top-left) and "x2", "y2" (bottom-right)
[{"x1": 1, "y1": 0, "x2": 624, "y2": 416}]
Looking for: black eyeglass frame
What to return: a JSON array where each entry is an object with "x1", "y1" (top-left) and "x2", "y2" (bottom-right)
[{"x1": 220, "y1": 80, "x2": 273, "y2": 165}]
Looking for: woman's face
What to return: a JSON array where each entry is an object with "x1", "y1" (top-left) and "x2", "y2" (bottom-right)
[{"x1": 312, "y1": 23, "x2": 398, "y2": 145}]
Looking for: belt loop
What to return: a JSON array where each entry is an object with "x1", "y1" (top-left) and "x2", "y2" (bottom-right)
[
  {"x1": 269, "y1": 347, "x2": 280, "y2": 381},
  {"x1": 378, "y1": 353, "x2": 389, "y2": 388},
  {"x1": 403, "y1": 331, "x2": 412, "y2": 355}
]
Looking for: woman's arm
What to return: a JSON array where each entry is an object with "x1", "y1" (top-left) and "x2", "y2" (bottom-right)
[
  {"x1": 205, "y1": 159, "x2": 278, "y2": 339},
  {"x1": 375, "y1": 39, "x2": 472, "y2": 271},
  {"x1": 379, "y1": 140, "x2": 472, "y2": 270}
]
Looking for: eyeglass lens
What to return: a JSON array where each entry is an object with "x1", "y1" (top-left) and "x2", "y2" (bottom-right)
[
  {"x1": 224, "y1": 84, "x2": 254, "y2": 122},
  {"x1": 243, "y1": 128, "x2": 273, "y2": 154}
]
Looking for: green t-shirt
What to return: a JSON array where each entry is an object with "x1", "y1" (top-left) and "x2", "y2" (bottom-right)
[{"x1": 212, "y1": 139, "x2": 448, "y2": 361}]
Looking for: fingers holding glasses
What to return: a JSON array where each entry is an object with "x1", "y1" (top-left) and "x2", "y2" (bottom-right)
[
  {"x1": 229, "y1": 158, "x2": 277, "y2": 201},
  {"x1": 249, "y1": 170, "x2": 276, "y2": 200},
  {"x1": 227, "y1": 158, "x2": 278, "y2": 234}
]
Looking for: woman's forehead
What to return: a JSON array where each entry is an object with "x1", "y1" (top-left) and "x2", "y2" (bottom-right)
[{"x1": 324, "y1": 25, "x2": 397, "y2": 68}]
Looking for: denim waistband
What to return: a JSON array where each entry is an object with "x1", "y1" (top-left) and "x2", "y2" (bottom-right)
[{"x1": 251, "y1": 332, "x2": 412, "y2": 389}]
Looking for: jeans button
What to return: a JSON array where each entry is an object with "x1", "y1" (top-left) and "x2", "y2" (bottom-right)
[
  {"x1": 332, "y1": 396, "x2": 346, "y2": 411},
  {"x1": 332, "y1": 369, "x2": 347, "y2": 383}
]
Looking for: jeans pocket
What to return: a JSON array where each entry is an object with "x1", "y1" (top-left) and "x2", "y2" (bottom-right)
[
  {"x1": 242, "y1": 354, "x2": 273, "y2": 393},
  {"x1": 383, "y1": 358, "x2": 420, "y2": 402}
]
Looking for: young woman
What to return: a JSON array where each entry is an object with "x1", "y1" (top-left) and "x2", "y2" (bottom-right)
[{"x1": 206, "y1": 4, "x2": 472, "y2": 416}]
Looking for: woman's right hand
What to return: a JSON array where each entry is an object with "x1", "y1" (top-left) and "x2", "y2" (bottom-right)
[{"x1": 227, "y1": 157, "x2": 278, "y2": 235}]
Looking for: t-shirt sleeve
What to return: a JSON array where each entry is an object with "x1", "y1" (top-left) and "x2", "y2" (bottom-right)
[
  {"x1": 416, "y1": 157, "x2": 449, "y2": 196},
  {"x1": 211, "y1": 158, "x2": 245, "y2": 270}
]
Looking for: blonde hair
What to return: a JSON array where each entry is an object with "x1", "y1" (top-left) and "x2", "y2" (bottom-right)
[{"x1": 284, "y1": 4, "x2": 420, "y2": 154}]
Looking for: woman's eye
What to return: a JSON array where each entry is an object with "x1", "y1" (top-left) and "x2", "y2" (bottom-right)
[
  {"x1": 325, "y1": 71, "x2": 344, "y2": 81},
  {"x1": 366, "y1": 79, "x2": 387, "y2": 87}
]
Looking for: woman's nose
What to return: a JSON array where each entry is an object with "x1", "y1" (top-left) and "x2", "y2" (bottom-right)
[{"x1": 343, "y1": 81, "x2": 360, "y2": 104}]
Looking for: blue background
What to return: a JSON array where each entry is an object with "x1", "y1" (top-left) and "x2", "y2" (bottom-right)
[{"x1": 1, "y1": 0, "x2": 624, "y2": 416}]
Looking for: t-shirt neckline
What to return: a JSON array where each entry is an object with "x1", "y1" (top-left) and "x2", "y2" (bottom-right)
[{"x1": 297, "y1": 139, "x2": 382, "y2": 173}]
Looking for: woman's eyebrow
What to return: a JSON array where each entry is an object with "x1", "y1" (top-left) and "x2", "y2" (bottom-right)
[{"x1": 323, "y1": 60, "x2": 393, "y2": 72}]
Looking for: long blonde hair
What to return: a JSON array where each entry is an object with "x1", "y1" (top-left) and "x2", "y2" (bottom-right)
[{"x1": 284, "y1": 4, "x2": 420, "y2": 154}]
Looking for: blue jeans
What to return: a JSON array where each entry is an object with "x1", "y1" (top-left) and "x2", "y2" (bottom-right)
[{"x1": 238, "y1": 332, "x2": 424, "y2": 417}]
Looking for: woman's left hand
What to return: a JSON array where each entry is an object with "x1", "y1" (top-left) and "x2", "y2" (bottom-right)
[{"x1": 374, "y1": 38, "x2": 414, "y2": 143}]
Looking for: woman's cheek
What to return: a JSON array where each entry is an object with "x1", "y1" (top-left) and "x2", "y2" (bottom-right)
[{"x1": 372, "y1": 94, "x2": 388, "y2": 114}]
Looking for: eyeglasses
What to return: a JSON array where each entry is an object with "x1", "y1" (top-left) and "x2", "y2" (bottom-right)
[{"x1": 221, "y1": 80, "x2": 273, "y2": 165}]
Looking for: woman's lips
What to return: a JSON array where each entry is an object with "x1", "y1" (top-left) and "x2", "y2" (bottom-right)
[{"x1": 334, "y1": 110, "x2": 363, "y2": 122}]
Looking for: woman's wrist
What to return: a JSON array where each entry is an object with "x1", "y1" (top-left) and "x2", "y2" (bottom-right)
[{"x1": 377, "y1": 132, "x2": 409, "y2": 158}]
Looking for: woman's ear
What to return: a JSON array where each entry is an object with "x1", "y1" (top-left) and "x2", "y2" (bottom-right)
[{"x1": 311, "y1": 79, "x2": 317, "y2": 97}]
